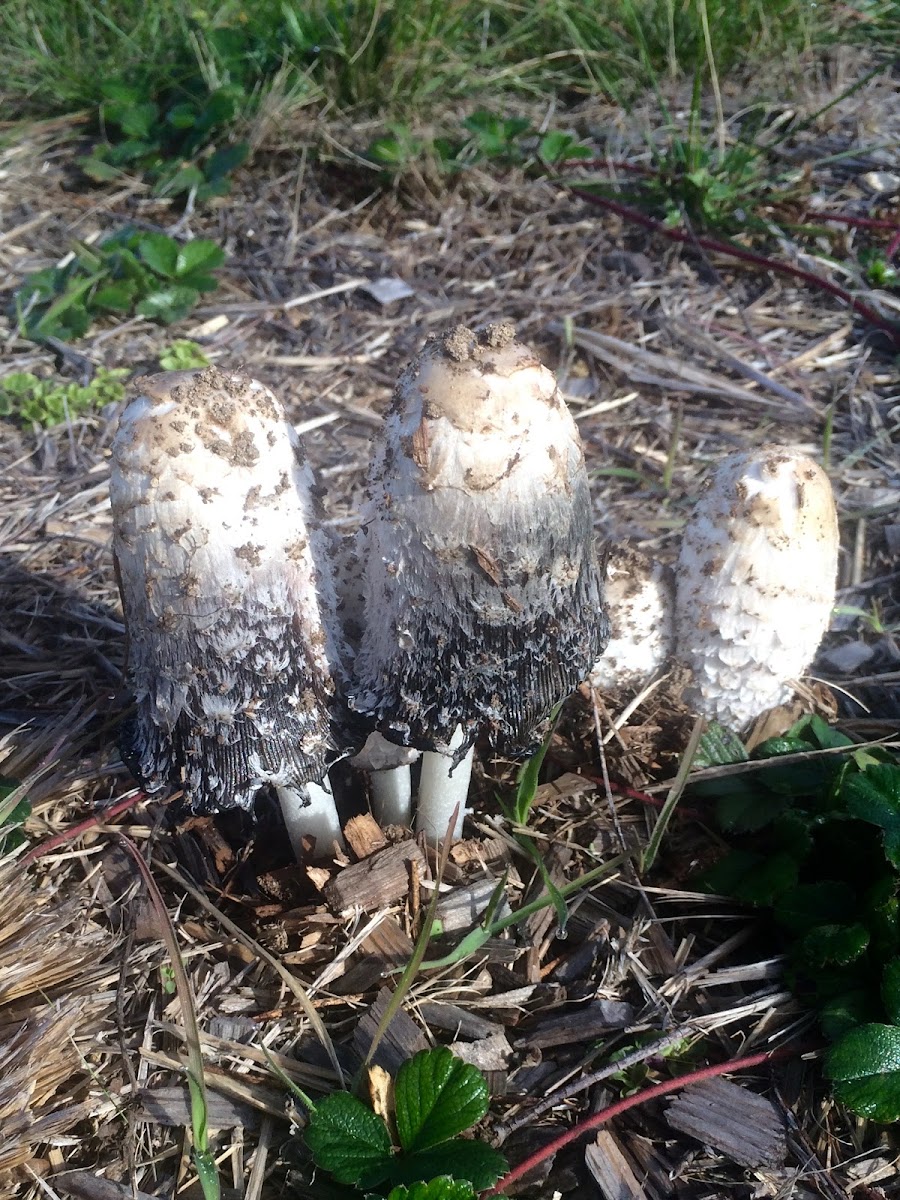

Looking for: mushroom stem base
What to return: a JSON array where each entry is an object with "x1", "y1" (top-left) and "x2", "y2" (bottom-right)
[
  {"x1": 416, "y1": 727, "x2": 473, "y2": 842},
  {"x1": 276, "y1": 778, "x2": 344, "y2": 859}
]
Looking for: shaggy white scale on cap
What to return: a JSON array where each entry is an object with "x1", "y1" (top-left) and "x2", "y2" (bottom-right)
[
  {"x1": 674, "y1": 446, "x2": 839, "y2": 730},
  {"x1": 590, "y1": 547, "x2": 674, "y2": 691},
  {"x1": 110, "y1": 368, "x2": 347, "y2": 852}
]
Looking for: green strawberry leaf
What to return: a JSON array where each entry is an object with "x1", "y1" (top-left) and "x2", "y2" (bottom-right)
[
  {"x1": 774, "y1": 882, "x2": 856, "y2": 935},
  {"x1": 175, "y1": 239, "x2": 226, "y2": 277},
  {"x1": 137, "y1": 233, "x2": 180, "y2": 278},
  {"x1": 388, "y1": 1142, "x2": 507, "y2": 1191},
  {"x1": 795, "y1": 922, "x2": 869, "y2": 970},
  {"x1": 305, "y1": 1092, "x2": 393, "y2": 1188},
  {"x1": 843, "y1": 765, "x2": 900, "y2": 868},
  {"x1": 383, "y1": 1180, "x2": 478, "y2": 1200},
  {"x1": 136, "y1": 285, "x2": 200, "y2": 324},
  {"x1": 819, "y1": 989, "x2": 877, "y2": 1041},
  {"x1": 395, "y1": 1048, "x2": 489, "y2": 1154},
  {"x1": 694, "y1": 722, "x2": 748, "y2": 769},
  {"x1": 882, "y1": 958, "x2": 900, "y2": 1024},
  {"x1": 826, "y1": 1023, "x2": 900, "y2": 1121}
]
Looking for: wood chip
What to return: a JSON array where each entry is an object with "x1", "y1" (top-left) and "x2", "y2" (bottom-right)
[
  {"x1": 436, "y1": 876, "x2": 507, "y2": 933},
  {"x1": 351, "y1": 987, "x2": 429, "y2": 1075},
  {"x1": 523, "y1": 999, "x2": 635, "y2": 1048},
  {"x1": 585, "y1": 1130, "x2": 647, "y2": 1200},
  {"x1": 344, "y1": 812, "x2": 389, "y2": 859},
  {"x1": 419, "y1": 1002, "x2": 501, "y2": 1041},
  {"x1": 450, "y1": 1031, "x2": 513, "y2": 1096},
  {"x1": 666, "y1": 1077, "x2": 787, "y2": 1168},
  {"x1": 325, "y1": 840, "x2": 424, "y2": 912}
]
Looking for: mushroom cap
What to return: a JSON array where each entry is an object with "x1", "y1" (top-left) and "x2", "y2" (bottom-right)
[
  {"x1": 590, "y1": 546, "x2": 674, "y2": 691},
  {"x1": 674, "y1": 445, "x2": 839, "y2": 730},
  {"x1": 110, "y1": 367, "x2": 345, "y2": 812},
  {"x1": 351, "y1": 323, "x2": 609, "y2": 760}
]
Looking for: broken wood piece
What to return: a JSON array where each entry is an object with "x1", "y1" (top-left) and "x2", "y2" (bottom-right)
[
  {"x1": 436, "y1": 876, "x2": 509, "y2": 933},
  {"x1": 450, "y1": 1031, "x2": 513, "y2": 1096},
  {"x1": 325, "y1": 840, "x2": 424, "y2": 912},
  {"x1": 419, "y1": 1002, "x2": 501, "y2": 1041},
  {"x1": 523, "y1": 999, "x2": 634, "y2": 1049},
  {"x1": 351, "y1": 986, "x2": 429, "y2": 1074},
  {"x1": 344, "y1": 812, "x2": 389, "y2": 859},
  {"x1": 585, "y1": 1130, "x2": 647, "y2": 1200},
  {"x1": 135, "y1": 1084, "x2": 266, "y2": 1131},
  {"x1": 666, "y1": 1076, "x2": 787, "y2": 1168}
]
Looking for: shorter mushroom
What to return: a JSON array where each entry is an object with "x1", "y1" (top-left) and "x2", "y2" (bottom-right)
[
  {"x1": 110, "y1": 368, "x2": 349, "y2": 857},
  {"x1": 674, "y1": 445, "x2": 839, "y2": 730},
  {"x1": 590, "y1": 546, "x2": 674, "y2": 692},
  {"x1": 351, "y1": 322, "x2": 609, "y2": 840}
]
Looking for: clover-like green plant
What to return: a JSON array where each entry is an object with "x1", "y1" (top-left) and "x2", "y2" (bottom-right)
[
  {"x1": 695, "y1": 714, "x2": 900, "y2": 1120},
  {"x1": 302, "y1": 1047, "x2": 507, "y2": 1196}
]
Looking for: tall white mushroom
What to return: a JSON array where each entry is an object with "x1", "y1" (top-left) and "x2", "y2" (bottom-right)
[
  {"x1": 351, "y1": 322, "x2": 609, "y2": 840},
  {"x1": 590, "y1": 546, "x2": 674, "y2": 692},
  {"x1": 110, "y1": 368, "x2": 348, "y2": 857},
  {"x1": 674, "y1": 445, "x2": 839, "y2": 730}
]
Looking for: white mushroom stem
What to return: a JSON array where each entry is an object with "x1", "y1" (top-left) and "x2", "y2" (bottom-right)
[
  {"x1": 370, "y1": 766, "x2": 414, "y2": 828},
  {"x1": 275, "y1": 778, "x2": 344, "y2": 859},
  {"x1": 416, "y1": 726, "x2": 474, "y2": 843},
  {"x1": 350, "y1": 731, "x2": 421, "y2": 828}
]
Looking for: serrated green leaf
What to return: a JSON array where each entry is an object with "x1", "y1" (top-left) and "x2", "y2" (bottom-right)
[
  {"x1": 826, "y1": 1023, "x2": 900, "y2": 1120},
  {"x1": 384, "y1": 1180, "x2": 478, "y2": 1200},
  {"x1": 395, "y1": 1048, "x2": 488, "y2": 1154},
  {"x1": 305, "y1": 1091, "x2": 393, "y2": 1188},
  {"x1": 137, "y1": 233, "x2": 180, "y2": 277},
  {"x1": 388, "y1": 1142, "x2": 507, "y2": 1190},
  {"x1": 694, "y1": 722, "x2": 748, "y2": 769},
  {"x1": 716, "y1": 785, "x2": 787, "y2": 833},
  {"x1": 205, "y1": 142, "x2": 249, "y2": 182},
  {"x1": 136, "y1": 285, "x2": 201, "y2": 324},
  {"x1": 791, "y1": 713, "x2": 855, "y2": 751},
  {"x1": 175, "y1": 239, "x2": 225, "y2": 277},
  {"x1": 819, "y1": 989, "x2": 877, "y2": 1041},
  {"x1": 93, "y1": 282, "x2": 136, "y2": 312},
  {"x1": 882, "y1": 959, "x2": 900, "y2": 1024},
  {"x1": 826, "y1": 1022, "x2": 900, "y2": 1079},
  {"x1": 795, "y1": 922, "x2": 869, "y2": 969},
  {"x1": 152, "y1": 163, "x2": 205, "y2": 197},
  {"x1": 78, "y1": 154, "x2": 124, "y2": 182},
  {"x1": 843, "y1": 765, "x2": 900, "y2": 868},
  {"x1": 774, "y1": 882, "x2": 856, "y2": 935}
]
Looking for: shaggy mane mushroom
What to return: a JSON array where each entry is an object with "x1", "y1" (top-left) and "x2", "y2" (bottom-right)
[
  {"x1": 351, "y1": 322, "x2": 609, "y2": 839},
  {"x1": 674, "y1": 445, "x2": 839, "y2": 730},
  {"x1": 110, "y1": 367, "x2": 348, "y2": 856}
]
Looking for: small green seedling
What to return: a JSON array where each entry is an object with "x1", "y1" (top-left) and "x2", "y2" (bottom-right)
[
  {"x1": 303, "y1": 1047, "x2": 507, "y2": 1196},
  {"x1": 159, "y1": 340, "x2": 211, "y2": 371},
  {"x1": 0, "y1": 368, "x2": 129, "y2": 427},
  {"x1": 696, "y1": 714, "x2": 900, "y2": 1120},
  {"x1": 13, "y1": 229, "x2": 224, "y2": 343}
]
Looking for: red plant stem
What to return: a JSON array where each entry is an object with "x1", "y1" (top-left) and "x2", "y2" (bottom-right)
[
  {"x1": 584, "y1": 774, "x2": 704, "y2": 822},
  {"x1": 801, "y1": 211, "x2": 900, "y2": 232},
  {"x1": 572, "y1": 189, "x2": 900, "y2": 347},
  {"x1": 887, "y1": 230, "x2": 900, "y2": 261},
  {"x1": 484, "y1": 1045, "x2": 796, "y2": 1196},
  {"x1": 22, "y1": 791, "x2": 147, "y2": 865}
]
